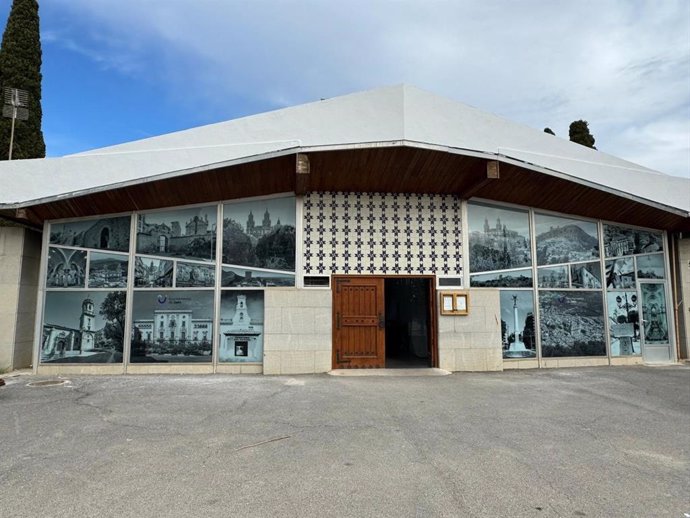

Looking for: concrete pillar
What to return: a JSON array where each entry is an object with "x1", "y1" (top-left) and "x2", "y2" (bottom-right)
[{"x1": 0, "y1": 226, "x2": 41, "y2": 372}]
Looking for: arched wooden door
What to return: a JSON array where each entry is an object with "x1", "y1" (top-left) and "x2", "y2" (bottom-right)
[{"x1": 332, "y1": 276, "x2": 385, "y2": 368}]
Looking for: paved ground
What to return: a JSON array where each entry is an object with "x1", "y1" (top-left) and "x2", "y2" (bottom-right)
[{"x1": 1, "y1": 366, "x2": 689, "y2": 518}]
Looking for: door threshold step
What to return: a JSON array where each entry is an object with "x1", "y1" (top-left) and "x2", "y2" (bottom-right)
[{"x1": 328, "y1": 368, "x2": 451, "y2": 377}]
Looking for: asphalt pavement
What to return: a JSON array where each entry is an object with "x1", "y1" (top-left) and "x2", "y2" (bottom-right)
[{"x1": 1, "y1": 366, "x2": 689, "y2": 517}]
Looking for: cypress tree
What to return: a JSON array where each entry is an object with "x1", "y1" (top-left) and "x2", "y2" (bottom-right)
[
  {"x1": 0, "y1": 0, "x2": 45, "y2": 160},
  {"x1": 569, "y1": 120, "x2": 596, "y2": 149}
]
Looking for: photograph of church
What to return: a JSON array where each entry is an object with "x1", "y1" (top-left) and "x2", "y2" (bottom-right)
[
  {"x1": 0, "y1": 85, "x2": 687, "y2": 376},
  {"x1": 41, "y1": 291, "x2": 125, "y2": 364}
]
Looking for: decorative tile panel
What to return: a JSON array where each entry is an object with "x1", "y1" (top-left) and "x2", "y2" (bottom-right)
[{"x1": 303, "y1": 192, "x2": 462, "y2": 276}]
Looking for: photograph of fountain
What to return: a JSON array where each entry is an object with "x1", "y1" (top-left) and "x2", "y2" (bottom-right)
[{"x1": 500, "y1": 290, "x2": 536, "y2": 358}]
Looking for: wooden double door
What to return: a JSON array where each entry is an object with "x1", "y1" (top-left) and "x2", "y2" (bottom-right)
[{"x1": 332, "y1": 275, "x2": 435, "y2": 369}]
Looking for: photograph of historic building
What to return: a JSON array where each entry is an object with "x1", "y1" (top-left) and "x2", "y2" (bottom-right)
[
  {"x1": 46, "y1": 247, "x2": 86, "y2": 288},
  {"x1": 136, "y1": 206, "x2": 217, "y2": 262},
  {"x1": 50, "y1": 216, "x2": 131, "y2": 252},
  {"x1": 221, "y1": 266, "x2": 294, "y2": 288},
  {"x1": 537, "y1": 266, "x2": 569, "y2": 288},
  {"x1": 134, "y1": 257, "x2": 174, "y2": 288},
  {"x1": 570, "y1": 262, "x2": 602, "y2": 289},
  {"x1": 468, "y1": 204, "x2": 531, "y2": 273},
  {"x1": 41, "y1": 291, "x2": 125, "y2": 364},
  {"x1": 219, "y1": 291, "x2": 264, "y2": 362},
  {"x1": 603, "y1": 225, "x2": 664, "y2": 257},
  {"x1": 176, "y1": 262, "x2": 215, "y2": 288},
  {"x1": 131, "y1": 291, "x2": 214, "y2": 362},
  {"x1": 222, "y1": 196, "x2": 296, "y2": 271},
  {"x1": 88, "y1": 252, "x2": 128, "y2": 288}
]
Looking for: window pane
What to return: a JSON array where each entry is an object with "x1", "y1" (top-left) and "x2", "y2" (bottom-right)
[
  {"x1": 50, "y1": 216, "x2": 131, "y2": 252},
  {"x1": 468, "y1": 203, "x2": 531, "y2": 273},
  {"x1": 46, "y1": 247, "x2": 86, "y2": 288},
  {"x1": 537, "y1": 266, "x2": 569, "y2": 288},
  {"x1": 88, "y1": 252, "x2": 128, "y2": 289},
  {"x1": 136, "y1": 206, "x2": 216, "y2": 262},
  {"x1": 570, "y1": 261, "x2": 602, "y2": 289},
  {"x1": 131, "y1": 291, "x2": 214, "y2": 363},
  {"x1": 535, "y1": 213, "x2": 599, "y2": 265},
  {"x1": 223, "y1": 196, "x2": 296, "y2": 271},
  {"x1": 176, "y1": 261, "x2": 215, "y2": 288},
  {"x1": 219, "y1": 291, "x2": 264, "y2": 362},
  {"x1": 640, "y1": 284, "x2": 669, "y2": 344},
  {"x1": 539, "y1": 291, "x2": 606, "y2": 357},
  {"x1": 41, "y1": 291, "x2": 125, "y2": 364},
  {"x1": 603, "y1": 225, "x2": 663, "y2": 257},
  {"x1": 636, "y1": 254, "x2": 665, "y2": 279},
  {"x1": 605, "y1": 257, "x2": 635, "y2": 289},
  {"x1": 607, "y1": 291, "x2": 640, "y2": 356},
  {"x1": 221, "y1": 266, "x2": 294, "y2": 287},
  {"x1": 134, "y1": 257, "x2": 173, "y2": 288},
  {"x1": 470, "y1": 268, "x2": 533, "y2": 288},
  {"x1": 501, "y1": 291, "x2": 536, "y2": 358}
]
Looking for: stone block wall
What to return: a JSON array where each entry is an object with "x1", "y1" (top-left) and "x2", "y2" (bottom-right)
[
  {"x1": 0, "y1": 227, "x2": 41, "y2": 372},
  {"x1": 263, "y1": 289, "x2": 332, "y2": 374},
  {"x1": 438, "y1": 289, "x2": 502, "y2": 372}
]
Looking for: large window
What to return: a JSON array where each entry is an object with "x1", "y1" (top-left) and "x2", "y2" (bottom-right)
[
  {"x1": 41, "y1": 195, "x2": 297, "y2": 368},
  {"x1": 41, "y1": 215, "x2": 131, "y2": 364},
  {"x1": 468, "y1": 202, "x2": 671, "y2": 362}
]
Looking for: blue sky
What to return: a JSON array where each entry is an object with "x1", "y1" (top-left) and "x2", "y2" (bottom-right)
[{"x1": 2, "y1": 0, "x2": 689, "y2": 177}]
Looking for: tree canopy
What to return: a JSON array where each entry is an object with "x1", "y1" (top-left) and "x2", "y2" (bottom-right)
[
  {"x1": 0, "y1": 0, "x2": 45, "y2": 160},
  {"x1": 543, "y1": 127, "x2": 555, "y2": 135},
  {"x1": 568, "y1": 120, "x2": 596, "y2": 149}
]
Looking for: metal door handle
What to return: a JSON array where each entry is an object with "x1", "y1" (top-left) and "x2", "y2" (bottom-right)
[{"x1": 378, "y1": 314, "x2": 385, "y2": 329}]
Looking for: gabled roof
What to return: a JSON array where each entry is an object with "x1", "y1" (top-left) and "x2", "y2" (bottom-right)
[{"x1": 0, "y1": 84, "x2": 688, "y2": 216}]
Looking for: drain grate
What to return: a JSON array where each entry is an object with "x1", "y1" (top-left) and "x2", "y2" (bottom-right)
[{"x1": 27, "y1": 379, "x2": 70, "y2": 387}]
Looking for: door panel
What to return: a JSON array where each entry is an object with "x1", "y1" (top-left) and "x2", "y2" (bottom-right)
[
  {"x1": 333, "y1": 276, "x2": 385, "y2": 368},
  {"x1": 639, "y1": 281, "x2": 673, "y2": 363}
]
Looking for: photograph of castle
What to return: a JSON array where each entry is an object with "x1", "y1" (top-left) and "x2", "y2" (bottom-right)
[
  {"x1": 607, "y1": 291, "x2": 640, "y2": 356},
  {"x1": 500, "y1": 291, "x2": 536, "y2": 359},
  {"x1": 535, "y1": 214, "x2": 599, "y2": 265},
  {"x1": 539, "y1": 291, "x2": 606, "y2": 357},
  {"x1": 41, "y1": 291, "x2": 126, "y2": 363},
  {"x1": 222, "y1": 196, "x2": 296, "y2": 271},
  {"x1": 219, "y1": 291, "x2": 264, "y2": 362},
  {"x1": 470, "y1": 268, "x2": 533, "y2": 288},
  {"x1": 605, "y1": 257, "x2": 635, "y2": 289},
  {"x1": 221, "y1": 265, "x2": 295, "y2": 288},
  {"x1": 88, "y1": 252, "x2": 128, "y2": 288},
  {"x1": 136, "y1": 206, "x2": 217, "y2": 262},
  {"x1": 636, "y1": 254, "x2": 665, "y2": 279},
  {"x1": 134, "y1": 257, "x2": 173, "y2": 288},
  {"x1": 131, "y1": 291, "x2": 214, "y2": 362},
  {"x1": 570, "y1": 262, "x2": 602, "y2": 289},
  {"x1": 603, "y1": 225, "x2": 664, "y2": 257},
  {"x1": 537, "y1": 266, "x2": 569, "y2": 288},
  {"x1": 176, "y1": 262, "x2": 215, "y2": 288},
  {"x1": 50, "y1": 216, "x2": 131, "y2": 252},
  {"x1": 46, "y1": 247, "x2": 86, "y2": 288},
  {"x1": 468, "y1": 204, "x2": 531, "y2": 273}
]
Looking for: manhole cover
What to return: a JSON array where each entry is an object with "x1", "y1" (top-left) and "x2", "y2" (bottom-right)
[{"x1": 27, "y1": 379, "x2": 70, "y2": 387}]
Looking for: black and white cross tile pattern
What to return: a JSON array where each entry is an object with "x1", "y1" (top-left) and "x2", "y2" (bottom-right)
[{"x1": 303, "y1": 192, "x2": 462, "y2": 276}]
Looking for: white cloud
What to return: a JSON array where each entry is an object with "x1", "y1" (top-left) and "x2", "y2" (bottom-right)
[{"x1": 46, "y1": 0, "x2": 690, "y2": 177}]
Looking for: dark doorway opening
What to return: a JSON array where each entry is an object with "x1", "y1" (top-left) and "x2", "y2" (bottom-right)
[{"x1": 385, "y1": 278, "x2": 431, "y2": 368}]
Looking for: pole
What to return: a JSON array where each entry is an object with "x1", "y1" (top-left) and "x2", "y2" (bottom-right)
[{"x1": 8, "y1": 105, "x2": 16, "y2": 160}]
